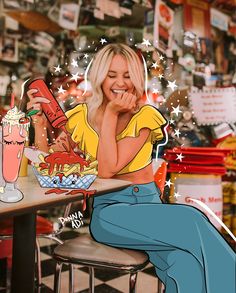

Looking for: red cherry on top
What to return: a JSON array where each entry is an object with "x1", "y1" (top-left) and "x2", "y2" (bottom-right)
[{"x1": 19, "y1": 117, "x2": 30, "y2": 124}]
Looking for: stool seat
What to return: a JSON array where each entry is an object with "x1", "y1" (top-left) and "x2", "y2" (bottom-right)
[{"x1": 53, "y1": 234, "x2": 149, "y2": 270}]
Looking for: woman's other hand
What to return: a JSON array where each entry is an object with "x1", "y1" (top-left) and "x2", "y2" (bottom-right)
[
  {"x1": 26, "y1": 88, "x2": 50, "y2": 127},
  {"x1": 107, "y1": 92, "x2": 137, "y2": 114}
]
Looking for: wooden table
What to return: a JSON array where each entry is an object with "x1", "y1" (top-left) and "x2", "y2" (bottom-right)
[{"x1": 0, "y1": 168, "x2": 131, "y2": 293}]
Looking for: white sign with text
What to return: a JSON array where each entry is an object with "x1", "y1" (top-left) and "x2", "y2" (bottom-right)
[
  {"x1": 189, "y1": 87, "x2": 236, "y2": 125},
  {"x1": 176, "y1": 183, "x2": 223, "y2": 229}
]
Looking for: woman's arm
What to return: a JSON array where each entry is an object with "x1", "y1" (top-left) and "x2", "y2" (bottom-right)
[{"x1": 97, "y1": 93, "x2": 150, "y2": 178}]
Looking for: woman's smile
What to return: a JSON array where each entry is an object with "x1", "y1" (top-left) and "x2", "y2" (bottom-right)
[{"x1": 102, "y1": 54, "x2": 134, "y2": 101}]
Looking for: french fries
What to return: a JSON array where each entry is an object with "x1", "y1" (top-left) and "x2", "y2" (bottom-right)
[{"x1": 35, "y1": 152, "x2": 98, "y2": 178}]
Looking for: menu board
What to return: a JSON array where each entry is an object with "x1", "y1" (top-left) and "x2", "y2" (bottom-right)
[{"x1": 189, "y1": 87, "x2": 236, "y2": 125}]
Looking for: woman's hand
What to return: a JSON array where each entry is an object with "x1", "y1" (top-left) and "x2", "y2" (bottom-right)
[
  {"x1": 26, "y1": 88, "x2": 50, "y2": 127},
  {"x1": 107, "y1": 92, "x2": 137, "y2": 114}
]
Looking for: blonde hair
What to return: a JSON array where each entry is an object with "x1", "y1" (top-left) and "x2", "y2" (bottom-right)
[{"x1": 87, "y1": 43, "x2": 144, "y2": 129}]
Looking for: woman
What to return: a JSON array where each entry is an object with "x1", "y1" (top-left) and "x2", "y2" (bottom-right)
[{"x1": 27, "y1": 44, "x2": 235, "y2": 293}]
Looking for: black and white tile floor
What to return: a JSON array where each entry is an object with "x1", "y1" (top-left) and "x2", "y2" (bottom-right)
[{"x1": 37, "y1": 224, "x2": 161, "y2": 293}]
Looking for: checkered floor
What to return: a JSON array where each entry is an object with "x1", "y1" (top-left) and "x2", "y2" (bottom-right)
[{"x1": 37, "y1": 224, "x2": 161, "y2": 293}]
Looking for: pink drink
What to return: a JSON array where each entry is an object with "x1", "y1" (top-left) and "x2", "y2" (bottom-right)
[{"x1": 2, "y1": 107, "x2": 30, "y2": 183}]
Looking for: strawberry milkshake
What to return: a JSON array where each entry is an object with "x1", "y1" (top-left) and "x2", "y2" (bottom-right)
[{"x1": 1, "y1": 106, "x2": 30, "y2": 202}]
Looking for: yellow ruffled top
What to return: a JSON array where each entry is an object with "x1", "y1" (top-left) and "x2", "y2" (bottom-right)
[{"x1": 65, "y1": 103, "x2": 167, "y2": 175}]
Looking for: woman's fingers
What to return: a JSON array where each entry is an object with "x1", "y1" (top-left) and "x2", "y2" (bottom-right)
[
  {"x1": 27, "y1": 89, "x2": 38, "y2": 99},
  {"x1": 32, "y1": 97, "x2": 50, "y2": 104},
  {"x1": 27, "y1": 97, "x2": 50, "y2": 110},
  {"x1": 109, "y1": 92, "x2": 137, "y2": 113},
  {"x1": 121, "y1": 92, "x2": 136, "y2": 109}
]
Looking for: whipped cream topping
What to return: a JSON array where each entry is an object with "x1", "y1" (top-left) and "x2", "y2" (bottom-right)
[
  {"x1": 2, "y1": 106, "x2": 25, "y2": 122},
  {"x1": 2, "y1": 106, "x2": 30, "y2": 135}
]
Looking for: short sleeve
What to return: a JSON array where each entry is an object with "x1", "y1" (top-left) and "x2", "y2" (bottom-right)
[
  {"x1": 117, "y1": 105, "x2": 167, "y2": 143},
  {"x1": 65, "y1": 104, "x2": 85, "y2": 134}
]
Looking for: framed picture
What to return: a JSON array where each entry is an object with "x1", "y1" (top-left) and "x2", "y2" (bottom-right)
[
  {"x1": 2, "y1": 0, "x2": 21, "y2": 10},
  {"x1": 59, "y1": 3, "x2": 80, "y2": 31},
  {"x1": 2, "y1": 0, "x2": 34, "y2": 10},
  {"x1": 0, "y1": 35, "x2": 18, "y2": 62},
  {"x1": 153, "y1": 0, "x2": 174, "y2": 55}
]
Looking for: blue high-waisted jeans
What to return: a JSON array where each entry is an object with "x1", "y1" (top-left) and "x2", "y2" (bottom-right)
[{"x1": 90, "y1": 182, "x2": 236, "y2": 293}]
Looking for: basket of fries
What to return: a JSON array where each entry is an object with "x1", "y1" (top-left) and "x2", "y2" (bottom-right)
[
  {"x1": 32, "y1": 149, "x2": 97, "y2": 189},
  {"x1": 33, "y1": 168, "x2": 96, "y2": 189}
]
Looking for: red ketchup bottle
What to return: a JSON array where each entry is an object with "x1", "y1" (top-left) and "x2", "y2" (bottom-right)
[{"x1": 28, "y1": 79, "x2": 68, "y2": 132}]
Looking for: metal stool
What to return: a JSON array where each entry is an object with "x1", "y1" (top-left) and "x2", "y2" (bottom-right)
[
  {"x1": 53, "y1": 234, "x2": 149, "y2": 293},
  {"x1": 53, "y1": 162, "x2": 167, "y2": 293}
]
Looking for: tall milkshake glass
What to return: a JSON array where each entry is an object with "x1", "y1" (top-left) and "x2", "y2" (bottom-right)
[{"x1": 1, "y1": 106, "x2": 30, "y2": 203}]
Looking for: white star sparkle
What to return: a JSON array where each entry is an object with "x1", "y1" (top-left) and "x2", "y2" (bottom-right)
[
  {"x1": 57, "y1": 85, "x2": 66, "y2": 94},
  {"x1": 159, "y1": 55, "x2": 164, "y2": 60},
  {"x1": 171, "y1": 105, "x2": 182, "y2": 117},
  {"x1": 169, "y1": 118, "x2": 175, "y2": 124},
  {"x1": 165, "y1": 179, "x2": 173, "y2": 188},
  {"x1": 158, "y1": 74, "x2": 164, "y2": 79},
  {"x1": 100, "y1": 38, "x2": 107, "y2": 45},
  {"x1": 70, "y1": 72, "x2": 80, "y2": 83},
  {"x1": 174, "y1": 129, "x2": 181, "y2": 138},
  {"x1": 142, "y1": 38, "x2": 151, "y2": 47},
  {"x1": 174, "y1": 192, "x2": 182, "y2": 199},
  {"x1": 151, "y1": 62, "x2": 158, "y2": 69},
  {"x1": 71, "y1": 59, "x2": 78, "y2": 67},
  {"x1": 54, "y1": 65, "x2": 62, "y2": 73},
  {"x1": 176, "y1": 153, "x2": 184, "y2": 162},
  {"x1": 83, "y1": 53, "x2": 89, "y2": 59},
  {"x1": 167, "y1": 80, "x2": 178, "y2": 91},
  {"x1": 152, "y1": 88, "x2": 159, "y2": 94}
]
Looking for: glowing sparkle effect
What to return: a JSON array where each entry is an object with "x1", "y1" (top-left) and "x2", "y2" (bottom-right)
[
  {"x1": 165, "y1": 179, "x2": 173, "y2": 188},
  {"x1": 57, "y1": 85, "x2": 66, "y2": 94},
  {"x1": 167, "y1": 80, "x2": 178, "y2": 91},
  {"x1": 71, "y1": 59, "x2": 78, "y2": 68},
  {"x1": 152, "y1": 88, "x2": 159, "y2": 94},
  {"x1": 174, "y1": 129, "x2": 181, "y2": 138},
  {"x1": 174, "y1": 192, "x2": 181, "y2": 198},
  {"x1": 100, "y1": 38, "x2": 107, "y2": 45},
  {"x1": 176, "y1": 153, "x2": 184, "y2": 162},
  {"x1": 142, "y1": 38, "x2": 151, "y2": 47},
  {"x1": 171, "y1": 105, "x2": 182, "y2": 117},
  {"x1": 70, "y1": 72, "x2": 80, "y2": 83},
  {"x1": 54, "y1": 65, "x2": 62, "y2": 73},
  {"x1": 151, "y1": 62, "x2": 158, "y2": 69}
]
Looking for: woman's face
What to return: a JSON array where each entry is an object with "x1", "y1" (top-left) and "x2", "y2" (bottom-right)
[{"x1": 101, "y1": 54, "x2": 135, "y2": 102}]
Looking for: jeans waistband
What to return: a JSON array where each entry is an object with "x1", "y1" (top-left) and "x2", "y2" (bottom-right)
[{"x1": 93, "y1": 181, "x2": 161, "y2": 207}]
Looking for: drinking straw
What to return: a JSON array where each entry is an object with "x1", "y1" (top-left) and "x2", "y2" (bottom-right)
[
  {"x1": 10, "y1": 93, "x2": 15, "y2": 109},
  {"x1": 18, "y1": 78, "x2": 30, "y2": 110}
]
